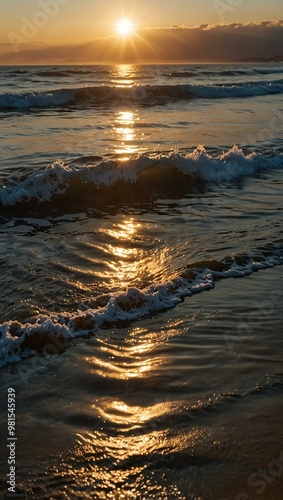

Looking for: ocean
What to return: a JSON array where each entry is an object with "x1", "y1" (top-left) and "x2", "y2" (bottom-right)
[{"x1": 0, "y1": 63, "x2": 283, "y2": 499}]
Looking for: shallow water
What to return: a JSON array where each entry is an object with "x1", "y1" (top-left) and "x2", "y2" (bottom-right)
[
  {"x1": 0, "y1": 63, "x2": 283, "y2": 498},
  {"x1": 1, "y1": 267, "x2": 283, "y2": 499}
]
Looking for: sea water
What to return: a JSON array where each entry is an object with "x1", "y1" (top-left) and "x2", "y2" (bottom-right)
[{"x1": 0, "y1": 63, "x2": 283, "y2": 499}]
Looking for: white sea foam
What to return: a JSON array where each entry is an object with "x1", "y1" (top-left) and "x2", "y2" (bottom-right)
[
  {"x1": 0, "y1": 146, "x2": 283, "y2": 207},
  {"x1": 0, "y1": 248, "x2": 282, "y2": 368}
]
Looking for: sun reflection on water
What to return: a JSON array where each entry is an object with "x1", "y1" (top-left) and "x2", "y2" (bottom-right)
[
  {"x1": 85, "y1": 326, "x2": 162, "y2": 380},
  {"x1": 72, "y1": 214, "x2": 193, "y2": 495},
  {"x1": 100, "y1": 218, "x2": 142, "y2": 289},
  {"x1": 108, "y1": 65, "x2": 147, "y2": 158},
  {"x1": 85, "y1": 323, "x2": 183, "y2": 383},
  {"x1": 73, "y1": 429, "x2": 171, "y2": 498},
  {"x1": 67, "y1": 320, "x2": 196, "y2": 497},
  {"x1": 110, "y1": 64, "x2": 138, "y2": 87},
  {"x1": 94, "y1": 398, "x2": 180, "y2": 429},
  {"x1": 99, "y1": 218, "x2": 152, "y2": 289},
  {"x1": 113, "y1": 109, "x2": 141, "y2": 158},
  {"x1": 67, "y1": 422, "x2": 203, "y2": 498},
  {"x1": 96, "y1": 217, "x2": 170, "y2": 291}
]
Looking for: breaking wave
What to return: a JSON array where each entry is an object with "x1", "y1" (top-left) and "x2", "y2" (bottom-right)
[
  {"x1": 1, "y1": 243, "x2": 282, "y2": 368},
  {"x1": 1, "y1": 79, "x2": 282, "y2": 110},
  {"x1": 0, "y1": 146, "x2": 283, "y2": 208}
]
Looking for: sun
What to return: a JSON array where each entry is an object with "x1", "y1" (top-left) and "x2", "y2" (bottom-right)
[{"x1": 116, "y1": 19, "x2": 135, "y2": 37}]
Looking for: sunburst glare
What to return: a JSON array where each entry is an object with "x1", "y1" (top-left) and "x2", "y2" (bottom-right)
[{"x1": 116, "y1": 19, "x2": 135, "y2": 37}]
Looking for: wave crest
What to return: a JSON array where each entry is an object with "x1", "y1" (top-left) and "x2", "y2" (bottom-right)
[
  {"x1": 1, "y1": 79, "x2": 282, "y2": 110},
  {"x1": 0, "y1": 146, "x2": 283, "y2": 208}
]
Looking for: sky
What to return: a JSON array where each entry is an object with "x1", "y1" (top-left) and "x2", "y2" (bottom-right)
[{"x1": 0, "y1": 0, "x2": 282, "y2": 64}]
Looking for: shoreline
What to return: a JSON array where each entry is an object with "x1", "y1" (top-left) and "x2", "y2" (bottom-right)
[{"x1": 0, "y1": 265, "x2": 282, "y2": 499}]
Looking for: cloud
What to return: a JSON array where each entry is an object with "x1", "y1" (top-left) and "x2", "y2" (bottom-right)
[{"x1": 1, "y1": 20, "x2": 283, "y2": 64}]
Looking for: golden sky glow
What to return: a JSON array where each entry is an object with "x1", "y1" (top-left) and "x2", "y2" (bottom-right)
[
  {"x1": 0, "y1": 0, "x2": 282, "y2": 64},
  {"x1": 1, "y1": 21, "x2": 283, "y2": 65},
  {"x1": 1, "y1": 0, "x2": 282, "y2": 43}
]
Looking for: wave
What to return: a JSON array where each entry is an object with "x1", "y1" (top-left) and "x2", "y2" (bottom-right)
[
  {"x1": 0, "y1": 146, "x2": 283, "y2": 209},
  {"x1": 255, "y1": 68, "x2": 283, "y2": 75},
  {"x1": 31, "y1": 70, "x2": 71, "y2": 78},
  {"x1": 9, "y1": 67, "x2": 109, "y2": 77},
  {"x1": 167, "y1": 69, "x2": 249, "y2": 78},
  {"x1": 31, "y1": 68, "x2": 111, "y2": 78},
  {"x1": 9, "y1": 66, "x2": 283, "y2": 80},
  {"x1": 188, "y1": 78, "x2": 283, "y2": 98},
  {"x1": 167, "y1": 68, "x2": 283, "y2": 78},
  {"x1": 1, "y1": 242, "x2": 282, "y2": 368},
  {"x1": 1, "y1": 79, "x2": 282, "y2": 110},
  {"x1": 0, "y1": 89, "x2": 73, "y2": 109}
]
